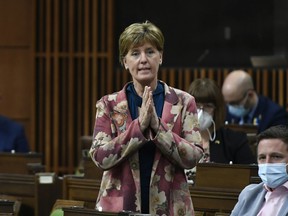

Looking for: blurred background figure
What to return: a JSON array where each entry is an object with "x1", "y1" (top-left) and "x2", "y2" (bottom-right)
[
  {"x1": 0, "y1": 115, "x2": 30, "y2": 152},
  {"x1": 188, "y1": 78, "x2": 256, "y2": 164},
  {"x1": 222, "y1": 70, "x2": 288, "y2": 133}
]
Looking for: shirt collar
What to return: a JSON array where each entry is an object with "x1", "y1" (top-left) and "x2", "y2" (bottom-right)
[{"x1": 263, "y1": 181, "x2": 288, "y2": 192}]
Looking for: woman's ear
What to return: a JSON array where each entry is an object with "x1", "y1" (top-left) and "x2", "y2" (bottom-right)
[
  {"x1": 159, "y1": 52, "x2": 163, "y2": 65},
  {"x1": 123, "y1": 58, "x2": 128, "y2": 70}
]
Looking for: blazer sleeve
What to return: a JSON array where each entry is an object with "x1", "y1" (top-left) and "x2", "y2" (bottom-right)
[
  {"x1": 152, "y1": 91, "x2": 204, "y2": 169},
  {"x1": 231, "y1": 183, "x2": 266, "y2": 216},
  {"x1": 90, "y1": 96, "x2": 149, "y2": 170}
]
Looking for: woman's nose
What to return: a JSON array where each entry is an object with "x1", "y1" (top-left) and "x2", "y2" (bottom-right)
[{"x1": 140, "y1": 52, "x2": 148, "y2": 63}]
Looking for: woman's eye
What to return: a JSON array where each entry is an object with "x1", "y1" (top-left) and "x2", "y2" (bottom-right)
[
  {"x1": 147, "y1": 50, "x2": 155, "y2": 55},
  {"x1": 131, "y1": 52, "x2": 139, "y2": 56}
]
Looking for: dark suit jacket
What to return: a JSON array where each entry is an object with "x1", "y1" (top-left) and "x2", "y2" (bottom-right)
[
  {"x1": 225, "y1": 95, "x2": 288, "y2": 133},
  {"x1": 210, "y1": 127, "x2": 256, "y2": 164},
  {"x1": 0, "y1": 115, "x2": 30, "y2": 152}
]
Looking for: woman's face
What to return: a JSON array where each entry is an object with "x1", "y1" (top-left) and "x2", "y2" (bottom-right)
[{"x1": 123, "y1": 42, "x2": 162, "y2": 86}]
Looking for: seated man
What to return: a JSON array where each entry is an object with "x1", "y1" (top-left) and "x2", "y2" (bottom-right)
[
  {"x1": 231, "y1": 125, "x2": 288, "y2": 216},
  {"x1": 0, "y1": 115, "x2": 30, "y2": 152},
  {"x1": 221, "y1": 70, "x2": 288, "y2": 133}
]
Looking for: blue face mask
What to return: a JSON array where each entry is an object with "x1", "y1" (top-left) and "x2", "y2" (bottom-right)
[
  {"x1": 258, "y1": 163, "x2": 288, "y2": 189},
  {"x1": 228, "y1": 105, "x2": 249, "y2": 118}
]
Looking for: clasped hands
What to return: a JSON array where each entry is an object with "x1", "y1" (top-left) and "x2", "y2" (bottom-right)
[{"x1": 138, "y1": 86, "x2": 159, "y2": 137}]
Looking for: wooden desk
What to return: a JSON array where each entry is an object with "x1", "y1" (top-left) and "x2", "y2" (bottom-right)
[
  {"x1": 63, "y1": 163, "x2": 260, "y2": 215},
  {"x1": 190, "y1": 163, "x2": 260, "y2": 214},
  {"x1": 83, "y1": 157, "x2": 103, "y2": 180},
  {"x1": 63, "y1": 207, "x2": 147, "y2": 216},
  {"x1": 62, "y1": 175, "x2": 101, "y2": 209},
  {"x1": 0, "y1": 173, "x2": 61, "y2": 216},
  {"x1": 63, "y1": 207, "x2": 119, "y2": 216},
  {"x1": 195, "y1": 163, "x2": 259, "y2": 189},
  {"x1": 77, "y1": 136, "x2": 103, "y2": 180},
  {"x1": 0, "y1": 152, "x2": 44, "y2": 174},
  {"x1": 0, "y1": 174, "x2": 34, "y2": 215},
  {"x1": 190, "y1": 186, "x2": 240, "y2": 214}
]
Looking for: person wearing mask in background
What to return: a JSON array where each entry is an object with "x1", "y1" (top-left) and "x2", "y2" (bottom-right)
[
  {"x1": 0, "y1": 115, "x2": 30, "y2": 152},
  {"x1": 222, "y1": 70, "x2": 288, "y2": 133},
  {"x1": 187, "y1": 78, "x2": 256, "y2": 164},
  {"x1": 231, "y1": 125, "x2": 288, "y2": 216},
  {"x1": 89, "y1": 21, "x2": 204, "y2": 215}
]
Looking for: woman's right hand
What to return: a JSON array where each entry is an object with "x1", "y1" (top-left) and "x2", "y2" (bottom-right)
[{"x1": 138, "y1": 86, "x2": 152, "y2": 133}]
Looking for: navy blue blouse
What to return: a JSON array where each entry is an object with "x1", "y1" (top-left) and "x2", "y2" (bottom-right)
[{"x1": 126, "y1": 81, "x2": 164, "y2": 213}]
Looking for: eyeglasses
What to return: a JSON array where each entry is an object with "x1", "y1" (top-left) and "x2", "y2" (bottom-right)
[
  {"x1": 196, "y1": 103, "x2": 216, "y2": 112},
  {"x1": 227, "y1": 89, "x2": 252, "y2": 106}
]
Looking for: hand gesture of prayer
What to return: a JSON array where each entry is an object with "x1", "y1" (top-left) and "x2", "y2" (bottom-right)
[{"x1": 138, "y1": 86, "x2": 159, "y2": 135}]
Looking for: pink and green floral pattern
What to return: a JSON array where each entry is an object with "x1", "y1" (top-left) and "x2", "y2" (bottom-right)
[{"x1": 90, "y1": 81, "x2": 203, "y2": 216}]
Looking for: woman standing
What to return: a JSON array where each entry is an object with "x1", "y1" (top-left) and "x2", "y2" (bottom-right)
[{"x1": 89, "y1": 21, "x2": 204, "y2": 215}]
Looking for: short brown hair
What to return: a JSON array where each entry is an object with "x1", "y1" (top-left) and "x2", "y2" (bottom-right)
[
  {"x1": 118, "y1": 21, "x2": 164, "y2": 66},
  {"x1": 257, "y1": 125, "x2": 288, "y2": 148},
  {"x1": 188, "y1": 78, "x2": 226, "y2": 129}
]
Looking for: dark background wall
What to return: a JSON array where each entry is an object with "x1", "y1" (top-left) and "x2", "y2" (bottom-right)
[{"x1": 114, "y1": 0, "x2": 274, "y2": 67}]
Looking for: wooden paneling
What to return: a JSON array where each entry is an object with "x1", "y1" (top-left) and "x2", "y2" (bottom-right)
[
  {"x1": 34, "y1": 0, "x2": 114, "y2": 174},
  {"x1": 0, "y1": 0, "x2": 32, "y2": 46},
  {"x1": 0, "y1": 0, "x2": 34, "y2": 148},
  {"x1": 0, "y1": 50, "x2": 32, "y2": 117}
]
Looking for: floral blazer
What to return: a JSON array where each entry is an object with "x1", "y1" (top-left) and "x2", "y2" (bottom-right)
[{"x1": 90, "y1": 81, "x2": 203, "y2": 216}]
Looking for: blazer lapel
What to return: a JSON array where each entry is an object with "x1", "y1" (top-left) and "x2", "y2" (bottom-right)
[{"x1": 150, "y1": 83, "x2": 181, "y2": 183}]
